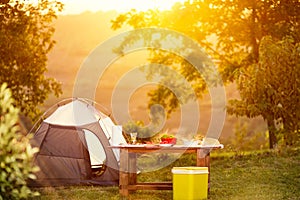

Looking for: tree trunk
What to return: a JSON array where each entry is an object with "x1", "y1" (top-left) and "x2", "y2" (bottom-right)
[{"x1": 266, "y1": 117, "x2": 277, "y2": 149}]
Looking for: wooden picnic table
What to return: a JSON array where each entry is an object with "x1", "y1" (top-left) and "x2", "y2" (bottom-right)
[{"x1": 109, "y1": 144, "x2": 223, "y2": 197}]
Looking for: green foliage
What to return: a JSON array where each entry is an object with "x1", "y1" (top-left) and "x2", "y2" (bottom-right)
[
  {"x1": 228, "y1": 36, "x2": 300, "y2": 147},
  {"x1": 111, "y1": 9, "x2": 216, "y2": 116},
  {"x1": 122, "y1": 120, "x2": 155, "y2": 143},
  {"x1": 226, "y1": 120, "x2": 268, "y2": 153},
  {"x1": 0, "y1": 0, "x2": 64, "y2": 121},
  {"x1": 0, "y1": 83, "x2": 40, "y2": 199},
  {"x1": 112, "y1": 0, "x2": 300, "y2": 148}
]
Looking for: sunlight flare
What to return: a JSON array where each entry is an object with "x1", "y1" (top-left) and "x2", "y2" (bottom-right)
[{"x1": 59, "y1": 0, "x2": 186, "y2": 14}]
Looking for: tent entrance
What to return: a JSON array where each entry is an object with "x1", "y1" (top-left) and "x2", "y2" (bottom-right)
[{"x1": 84, "y1": 129, "x2": 107, "y2": 177}]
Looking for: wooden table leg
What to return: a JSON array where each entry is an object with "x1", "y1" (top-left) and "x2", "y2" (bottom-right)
[
  {"x1": 128, "y1": 152, "x2": 137, "y2": 185},
  {"x1": 197, "y1": 148, "x2": 211, "y2": 191},
  {"x1": 119, "y1": 148, "x2": 129, "y2": 197}
]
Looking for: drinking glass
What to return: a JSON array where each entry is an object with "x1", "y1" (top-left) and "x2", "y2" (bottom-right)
[{"x1": 130, "y1": 132, "x2": 137, "y2": 144}]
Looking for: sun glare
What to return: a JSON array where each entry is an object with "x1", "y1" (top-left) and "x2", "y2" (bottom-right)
[{"x1": 59, "y1": 0, "x2": 186, "y2": 14}]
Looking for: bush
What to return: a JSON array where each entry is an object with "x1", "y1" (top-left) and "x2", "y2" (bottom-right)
[
  {"x1": 122, "y1": 120, "x2": 156, "y2": 143},
  {"x1": 0, "y1": 83, "x2": 39, "y2": 199},
  {"x1": 227, "y1": 120, "x2": 268, "y2": 152}
]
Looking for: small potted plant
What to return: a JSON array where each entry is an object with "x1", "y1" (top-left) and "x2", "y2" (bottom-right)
[{"x1": 160, "y1": 134, "x2": 177, "y2": 144}]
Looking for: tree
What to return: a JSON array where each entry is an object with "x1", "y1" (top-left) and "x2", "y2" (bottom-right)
[
  {"x1": 111, "y1": 0, "x2": 300, "y2": 148},
  {"x1": 227, "y1": 36, "x2": 300, "y2": 147},
  {"x1": 0, "y1": 0, "x2": 63, "y2": 121},
  {"x1": 0, "y1": 83, "x2": 39, "y2": 199}
]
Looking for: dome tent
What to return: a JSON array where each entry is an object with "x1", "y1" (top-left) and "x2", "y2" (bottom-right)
[{"x1": 28, "y1": 98, "x2": 127, "y2": 186}]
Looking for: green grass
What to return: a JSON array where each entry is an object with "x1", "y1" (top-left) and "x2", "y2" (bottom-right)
[
  {"x1": 209, "y1": 148, "x2": 300, "y2": 200},
  {"x1": 30, "y1": 148, "x2": 300, "y2": 200}
]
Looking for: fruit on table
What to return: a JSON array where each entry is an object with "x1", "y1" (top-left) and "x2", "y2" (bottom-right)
[{"x1": 160, "y1": 135, "x2": 177, "y2": 144}]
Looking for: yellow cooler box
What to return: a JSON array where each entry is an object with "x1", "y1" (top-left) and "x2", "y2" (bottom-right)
[{"x1": 172, "y1": 167, "x2": 208, "y2": 200}]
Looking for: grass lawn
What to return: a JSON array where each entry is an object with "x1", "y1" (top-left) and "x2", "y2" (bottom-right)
[{"x1": 30, "y1": 147, "x2": 300, "y2": 200}]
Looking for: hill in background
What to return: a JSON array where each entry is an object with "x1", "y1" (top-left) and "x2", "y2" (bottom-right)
[{"x1": 45, "y1": 11, "x2": 267, "y2": 144}]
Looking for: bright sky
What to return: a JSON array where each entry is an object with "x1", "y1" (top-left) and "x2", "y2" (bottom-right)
[{"x1": 59, "y1": 0, "x2": 186, "y2": 14}]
